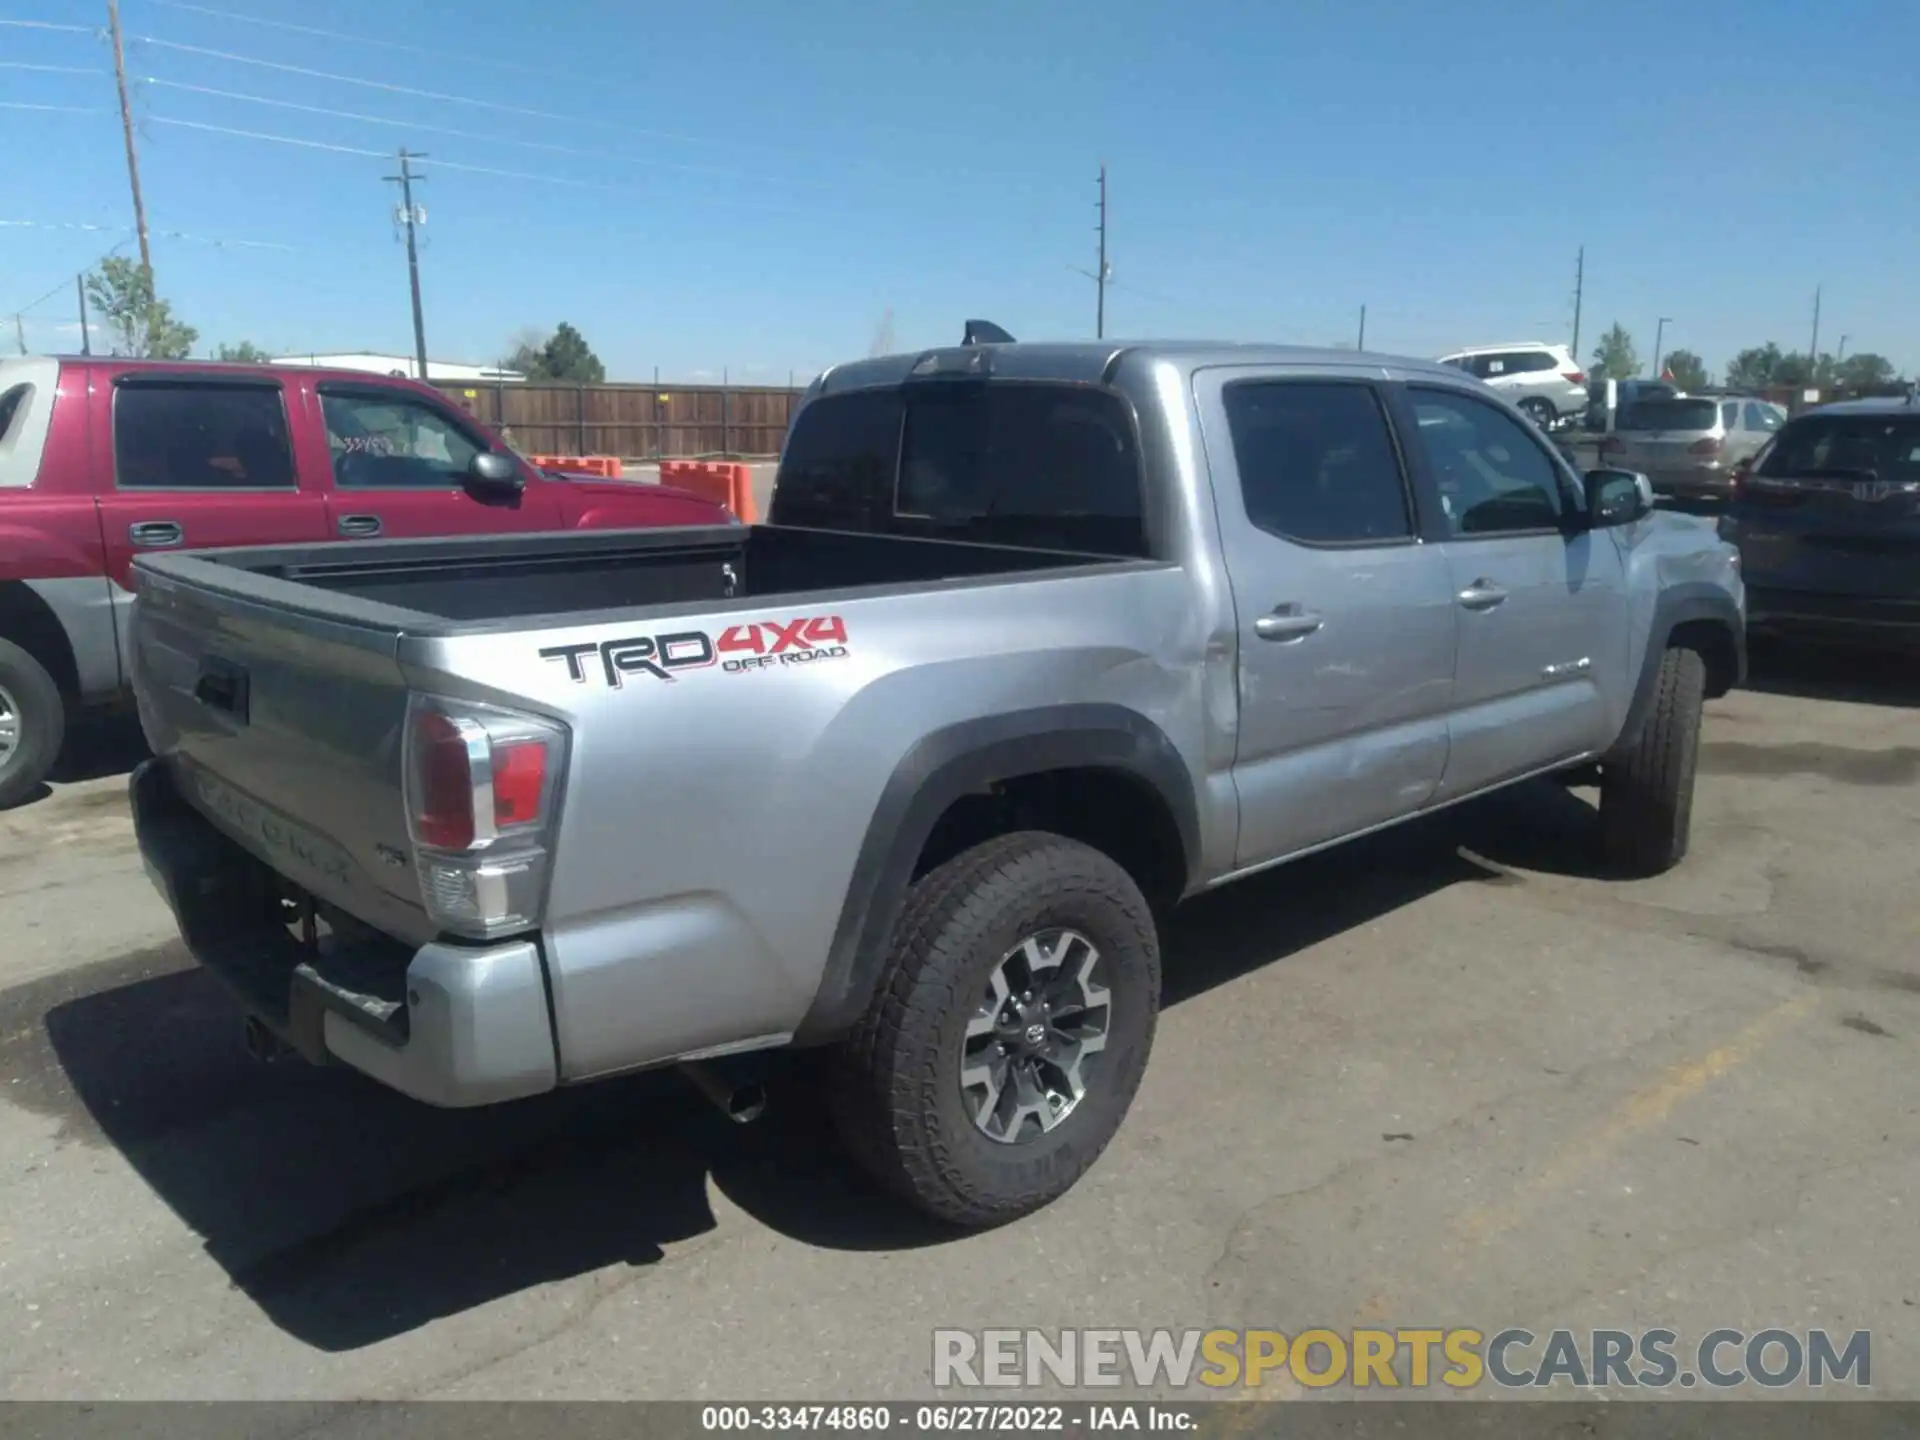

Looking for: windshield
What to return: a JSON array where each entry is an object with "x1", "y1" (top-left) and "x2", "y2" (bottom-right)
[
  {"x1": 1618, "y1": 398, "x2": 1718, "y2": 432},
  {"x1": 1757, "y1": 414, "x2": 1920, "y2": 482}
]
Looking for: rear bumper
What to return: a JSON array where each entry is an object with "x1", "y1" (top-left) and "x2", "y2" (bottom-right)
[
  {"x1": 130, "y1": 758, "x2": 559, "y2": 1107},
  {"x1": 1745, "y1": 586, "x2": 1920, "y2": 648}
]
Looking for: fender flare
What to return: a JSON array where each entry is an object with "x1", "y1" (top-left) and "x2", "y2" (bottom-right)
[
  {"x1": 1607, "y1": 582, "x2": 1746, "y2": 762},
  {"x1": 793, "y1": 703, "x2": 1199, "y2": 1043}
]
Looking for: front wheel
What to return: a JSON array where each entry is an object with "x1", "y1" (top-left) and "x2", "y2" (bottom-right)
[
  {"x1": 0, "y1": 638, "x2": 65, "y2": 809},
  {"x1": 1599, "y1": 646, "x2": 1706, "y2": 876},
  {"x1": 829, "y1": 831, "x2": 1161, "y2": 1228}
]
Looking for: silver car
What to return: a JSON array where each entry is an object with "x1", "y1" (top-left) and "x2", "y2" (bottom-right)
[{"x1": 1600, "y1": 394, "x2": 1786, "y2": 501}]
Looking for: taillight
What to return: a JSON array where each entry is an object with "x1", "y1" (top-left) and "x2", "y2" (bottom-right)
[
  {"x1": 1564, "y1": 370, "x2": 1587, "y2": 385},
  {"x1": 1689, "y1": 437, "x2": 1722, "y2": 456},
  {"x1": 403, "y1": 696, "x2": 568, "y2": 939}
]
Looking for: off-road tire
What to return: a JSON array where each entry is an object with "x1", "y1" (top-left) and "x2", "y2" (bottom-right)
[
  {"x1": 829, "y1": 830, "x2": 1160, "y2": 1229},
  {"x1": 0, "y1": 638, "x2": 64, "y2": 810},
  {"x1": 1599, "y1": 646, "x2": 1706, "y2": 876}
]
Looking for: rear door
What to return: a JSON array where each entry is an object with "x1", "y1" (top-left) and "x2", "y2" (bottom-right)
[
  {"x1": 310, "y1": 384, "x2": 560, "y2": 540},
  {"x1": 94, "y1": 371, "x2": 330, "y2": 594},
  {"x1": 1194, "y1": 370, "x2": 1457, "y2": 866},
  {"x1": 1398, "y1": 384, "x2": 1630, "y2": 800}
]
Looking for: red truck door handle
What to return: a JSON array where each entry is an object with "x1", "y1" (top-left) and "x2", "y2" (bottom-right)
[
  {"x1": 129, "y1": 520, "x2": 183, "y2": 548},
  {"x1": 336, "y1": 514, "x2": 382, "y2": 538}
]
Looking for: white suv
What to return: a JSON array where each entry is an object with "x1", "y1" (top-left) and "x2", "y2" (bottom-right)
[{"x1": 1437, "y1": 342, "x2": 1589, "y2": 430}]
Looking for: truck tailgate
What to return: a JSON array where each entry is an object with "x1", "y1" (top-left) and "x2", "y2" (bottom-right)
[{"x1": 130, "y1": 563, "x2": 434, "y2": 945}]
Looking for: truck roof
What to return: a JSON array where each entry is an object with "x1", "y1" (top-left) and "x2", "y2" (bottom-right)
[{"x1": 816, "y1": 340, "x2": 1466, "y2": 394}]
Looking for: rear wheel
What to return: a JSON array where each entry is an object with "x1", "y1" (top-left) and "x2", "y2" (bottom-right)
[
  {"x1": 0, "y1": 638, "x2": 64, "y2": 809},
  {"x1": 1600, "y1": 646, "x2": 1706, "y2": 876},
  {"x1": 1519, "y1": 397, "x2": 1557, "y2": 431},
  {"x1": 829, "y1": 831, "x2": 1160, "y2": 1228}
]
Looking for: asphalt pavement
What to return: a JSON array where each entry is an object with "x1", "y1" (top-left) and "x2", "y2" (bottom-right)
[{"x1": 0, "y1": 648, "x2": 1915, "y2": 1402}]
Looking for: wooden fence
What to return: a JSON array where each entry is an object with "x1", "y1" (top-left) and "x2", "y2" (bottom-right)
[{"x1": 436, "y1": 381, "x2": 804, "y2": 460}]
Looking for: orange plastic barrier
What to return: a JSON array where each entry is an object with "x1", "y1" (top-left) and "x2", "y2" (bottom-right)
[
  {"x1": 658, "y1": 460, "x2": 758, "y2": 523},
  {"x1": 529, "y1": 454, "x2": 624, "y2": 479}
]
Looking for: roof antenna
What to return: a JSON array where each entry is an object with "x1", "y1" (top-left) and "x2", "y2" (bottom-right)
[{"x1": 962, "y1": 319, "x2": 1015, "y2": 347}]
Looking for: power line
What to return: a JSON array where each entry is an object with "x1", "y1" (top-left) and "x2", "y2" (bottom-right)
[
  {"x1": 151, "y1": 115, "x2": 748, "y2": 198},
  {"x1": 129, "y1": 35, "x2": 651, "y2": 129},
  {"x1": 146, "y1": 0, "x2": 607, "y2": 88},
  {"x1": 149, "y1": 115, "x2": 385, "y2": 158},
  {"x1": 0, "y1": 101, "x2": 105, "y2": 113},
  {"x1": 0, "y1": 61, "x2": 106, "y2": 74},
  {"x1": 0, "y1": 18, "x2": 96, "y2": 31},
  {"x1": 122, "y1": 29, "x2": 1060, "y2": 183},
  {"x1": 138, "y1": 78, "x2": 781, "y2": 184}
]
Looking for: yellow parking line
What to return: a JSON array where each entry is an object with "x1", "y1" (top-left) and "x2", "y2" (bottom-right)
[{"x1": 1218, "y1": 989, "x2": 1818, "y2": 1420}]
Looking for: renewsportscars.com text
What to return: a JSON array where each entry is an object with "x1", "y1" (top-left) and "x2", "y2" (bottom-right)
[{"x1": 933, "y1": 1327, "x2": 1871, "y2": 1391}]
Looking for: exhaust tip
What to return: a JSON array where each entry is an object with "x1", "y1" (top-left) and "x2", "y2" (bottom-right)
[
  {"x1": 726, "y1": 1084, "x2": 768, "y2": 1124},
  {"x1": 242, "y1": 1016, "x2": 286, "y2": 1063},
  {"x1": 680, "y1": 1060, "x2": 768, "y2": 1125}
]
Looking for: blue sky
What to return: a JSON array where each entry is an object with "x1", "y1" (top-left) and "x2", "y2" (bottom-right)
[{"x1": 4, "y1": 0, "x2": 1915, "y2": 383}]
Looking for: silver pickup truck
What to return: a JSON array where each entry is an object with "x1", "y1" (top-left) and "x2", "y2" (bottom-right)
[{"x1": 127, "y1": 335, "x2": 1745, "y2": 1228}]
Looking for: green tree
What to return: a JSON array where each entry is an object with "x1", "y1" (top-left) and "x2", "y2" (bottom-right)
[
  {"x1": 1662, "y1": 348, "x2": 1709, "y2": 390},
  {"x1": 84, "y1": 257, "x2": 197, "y2": 359},
  {"x1": 502, "y1": 322, "x2": 606, "y2": 383},
  {"x1": 216, "y1": 340, "x2": 272, "y2": 364},
  {"x1": 1836, "y1": 352, "x2": 1897, "y2": 390},
  {"x1": 1589, "y1": 323, "x2": 1639, "y2": 382},
  {"x1": 1724, "y1": 343, "x2": 1785, "y2": 390}
]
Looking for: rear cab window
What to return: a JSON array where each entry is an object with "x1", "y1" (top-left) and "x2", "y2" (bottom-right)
[
  {"x1": 771, "y1": 381, "x2": 1147, "y2": 556},
  {"x1": 1758, "y1": 413, "x2": 1920, "y2": 484},
  {"x1": 1618, "y1": 398, "x2": 1720, "y2": 432},
  {"x1": 113, "y1": 380, "x2": 296, "y2": 490}
]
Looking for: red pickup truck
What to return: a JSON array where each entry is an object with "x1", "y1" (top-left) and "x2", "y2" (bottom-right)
[{"x1": 0, "y1": 354, "x2": 733, "y2": 806}]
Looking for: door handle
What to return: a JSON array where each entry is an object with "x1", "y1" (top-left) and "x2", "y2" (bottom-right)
[
  {"x1": 128, "y1": 520, "x2": 183, "y2": 548},
  {"x1": 337, "y1": 513, "x2": 383, "y2": 538},
  {"x1": 1457, "y1": 579, "x2": 1508, "y2": 611},
  {"x1": 1253, "y1": 607, "x2": 1325, "y2": 642}
]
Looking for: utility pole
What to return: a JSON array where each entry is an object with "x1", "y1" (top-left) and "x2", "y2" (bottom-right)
[
  {"x1": 1094, "y1": 163, "x2": 1108, "y2": 340},
  {"x1": 76, "y1": 274, "x2": 91, "y2": 355},
  {"x1": 1652, "y1": 316, "x2": 1672, "y2": 378},
  {"x1": 1808, "y1": 285, "x2": 1822, "y2": 380},
  {"x1": 1570, "y1": 245, "x2": 1584, "y2": 362},
  {"x1": 1838, "y1": 334, "x2": 1850, "y2": 362},
  {"x1": 106, "y1": 0, "x2": 152, "y2": 278},
  {"x1": 13, "y1": 315, "x2": 25, "y2": 356},
  {"x1": 385, "y1": 148, "x2": 430, "y2": 381},
  {"x1": 1357, "y1": 304, "x2": 1366, "y2": 350}
]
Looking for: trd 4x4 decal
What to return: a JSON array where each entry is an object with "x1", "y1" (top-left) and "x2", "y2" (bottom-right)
[{"x1": 540, "y1": 615, "x2": 849, "y2": 688}]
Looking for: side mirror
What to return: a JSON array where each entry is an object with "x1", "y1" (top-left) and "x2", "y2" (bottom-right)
[
  {"x1": 1585, "y1": 467, "x2": 1653, "y2": 527},
  {"x1": 466, "y1": 451, "x2": 524, "y2": 494}
]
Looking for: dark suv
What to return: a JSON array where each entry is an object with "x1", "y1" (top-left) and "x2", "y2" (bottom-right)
[{"x1": 1722, "y1": 395, "x2": 1920, "y2": 649}]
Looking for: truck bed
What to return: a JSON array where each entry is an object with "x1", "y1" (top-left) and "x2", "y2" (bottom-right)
[{"x1": 167, "y1": 523, "x2": 1115, "y2": 627}]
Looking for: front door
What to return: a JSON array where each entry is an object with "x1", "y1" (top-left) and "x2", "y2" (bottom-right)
[
  {"x1": 95, "y1": 373, "x2": 331, "y2": 596},
  {"x1": 1195, "y1": 370, "x2": 1458, "y2": 868},
  {"x1": 311, "y1": 385, "x2": 560, "y2": 540},
  {"x1": 1399, "y1": 384, "x2": 1630, "y2": 801}
]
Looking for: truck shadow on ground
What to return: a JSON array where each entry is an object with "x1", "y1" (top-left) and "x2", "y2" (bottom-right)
[
  {"x1": 1, "y1": 715, "x2": 150, "y2": 811},
  {"x1": 1741, "y1": 636, "x2": 1920, "y2": 710},
  {"x1": 18, "y1": 805, "x2": 1544, "y2": 1353}
]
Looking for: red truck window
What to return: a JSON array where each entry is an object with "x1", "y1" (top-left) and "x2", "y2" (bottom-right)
[
  {"x1": 114, "y1": 382, "x2": 297, "y2": 490},
  {"x1": 321, "y1": 390, "x2": 485, "y2": 489}
]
